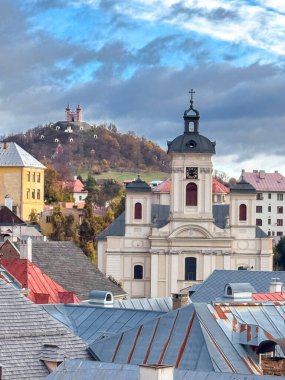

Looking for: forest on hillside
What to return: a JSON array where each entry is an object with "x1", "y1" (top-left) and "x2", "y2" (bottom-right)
[{"x1": 3, "y1": 123, "x2": 170, "y2": 177}]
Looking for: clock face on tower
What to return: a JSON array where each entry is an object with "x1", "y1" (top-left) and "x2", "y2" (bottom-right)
[{"x1": 186, "y1": 167, "x2": 198, "y2": 179}]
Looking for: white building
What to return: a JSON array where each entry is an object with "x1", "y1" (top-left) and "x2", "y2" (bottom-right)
[
  {"x1": 243, "y1": 169, "x2": 285, "y2": 241},
  {"x1": 97, "y1": 93, "x2": 273, "y2": 298}
]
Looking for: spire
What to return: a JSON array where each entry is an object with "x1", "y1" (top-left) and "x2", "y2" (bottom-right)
[{"x1": 183, "y1": 89, "x2": 200, "y2": 133}]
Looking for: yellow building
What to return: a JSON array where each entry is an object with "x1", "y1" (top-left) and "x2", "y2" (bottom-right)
[{"x1": 0, "y1": 142, "x2": 46, "y2": 221}]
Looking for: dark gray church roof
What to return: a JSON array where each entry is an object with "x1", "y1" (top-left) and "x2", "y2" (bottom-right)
[
  {"x1": 32, "y1": 241, "x2": 126, "y2": 299},
  {"x1": 167, "y1": 132, "x2": 216, "y2": 154},
  {"x1": 190, "y1": 269, "x2": 285, "y2": 303},
  {"x1": 126, "y1": 176, "x2": 151, "y2": 192},
  {"x1": 0, "y1": 279, "x2": 90, "y2": 379},
  {"x1": 230, "y1": 178, "x2": 256, "y2": 193}
]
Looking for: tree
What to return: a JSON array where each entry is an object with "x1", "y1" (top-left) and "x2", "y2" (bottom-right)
[
  {"x1": 64, "y1": 214, "x2": 79, "y2": 243},
  {"x1": 275, "y1": 237, "x2": 285, "y2": 269},
  {"x1": 79, "y1": 198, "x2": 97, "y2": 261},
  {"x1": 51, "y1": 204, "x2": 65, "y2": 240},
  {"x1": 29, "y1": 209, "x2": 39, "y2": 225},
  {"x1": 44, "y1": 163, "x2": 61, "y2": 203},
  {"x1": 213, "y1": 170, "x2": 230, "y2": 186}
]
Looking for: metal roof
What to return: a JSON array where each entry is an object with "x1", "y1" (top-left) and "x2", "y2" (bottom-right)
[
  {"x1": 243, "y1": 170, "x2": 285, "y2": 192},
  {"x1": 43, "y1": 304, "x2": 163, "y2": 344},
  {"x1": 191, "y1": 270, "x2": 285, "y2": 303},
  {"x1": 167, "y1": 132, "x2": 216, "y2": 154},
  {"x1": 46, "y1": 360, "x2": 284, "y2": 380},
  {"x1": 0, "y1": 142, "x2": 46, "y2": 168},
  {"x1": 113, "y1": 297, "x2": 172, "y2": 312},
  {"x1": 126, "y1": 176, "x2": 152, "y2": 192},
  {"x1": 0, "y1": 259, "x2": 80, "y2": 304},
  {"x1": 230, "y1": 178, "x2": 256, "y2": 193}
]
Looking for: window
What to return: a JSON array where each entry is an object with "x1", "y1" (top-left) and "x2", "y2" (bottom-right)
[
  {"x1": 277, "y1": 206, "x2": 283, "y2": 214},
  {"x1": 26, "y1": 189, "x2": 30, "y2": 199},
  {"x1": 268, "y1": 193, "x2": 271, "y2": 199},
  {"x1": 257, "y1": 193, "x2": 263, "y2": 200},
  {"x1": 272, "y1": 231, "x2": 275, "y2": 236},
  {"x1": 268, "y1": 206, "x2": 271, "y2": 212},
  {"x1": 185, "y1": 257, "x2": 197, "y2": 281},
  {"x1": 268, "y1": 219, "x2": 271, "y2": 225},
  {"x1": 239, "y1": 204, "x2": 247, "y2": 221},
  {"x1": 277, "y1": 232, "x2": 283, "y2": 236},
  {"x1": 134, "y1": 265, "x2": 143, "y2": 279},
  {"x1": 27, "y1": 172, "x2": 30, "y2": 182},
  {"x1": 31, "y1": 189, "x2": 35, "y2": 199},
  {"x1": 277, "y1": 219, "x2": 283, "y2": 226},
  {"x1": 46, "y1": 216, "x2": 51, "y2": 223},
  {"x1": 186, "y1": 183, "x2": 197, "y2": 206},
  {"x1": 12, "y1": 206, "x2": 17, "y2": 214},
  {"x1": 32, "y1": 172, "x2": 35, "y2": 182},
  {"x1": 277, "y1": 193, "x2": 283, "y2": 201},
  {"x1": 256, "y1": 219, "x2": 262, "y2": 226},
  {"x1": 268, "y1": 231, "x2": 271, "y2": 236},
  {"x1": 37, "y1": 189, "x2": 40, "y2": 199},
  {"x1": 134, "y1": 202, "x2": 142, "y2": 219},
  {"x1": 37, "y1": 173, "x2": 40, "y2": 183},
  {"x1": 256, "y1": 206, "x2": 262, "y2": 213}
]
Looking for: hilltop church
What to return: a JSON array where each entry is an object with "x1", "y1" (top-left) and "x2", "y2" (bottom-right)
[{"x1": 97, "y1": 92, "x2": 273, "y2": 298}]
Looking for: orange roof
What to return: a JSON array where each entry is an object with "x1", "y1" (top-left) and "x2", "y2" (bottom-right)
[
  {"x1": 1, "y1": 259, "x2": 80, "y2": 304},
  {"x1": 252, "y1": 292, "x2": 285, "y2": 301},
  {"x1": 153, "y1": 178, "x2": 171, "y2": 193},
  {"x1": 212, "y1": 178, "x2": 230, "y2": 194},
  {"x1": 60, "y1": 179, "x2": 87, "y2": 193}
]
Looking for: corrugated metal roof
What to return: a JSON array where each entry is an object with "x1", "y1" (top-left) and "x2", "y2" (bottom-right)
[
  {"x1": 212, "y1": 178, "x2": 229, "y2": 194},
  {"x1": 191, "y1": 270, "x2": 285, "y2": 303},
  {"x1": 46, "y1": 360, "x2": 284, "y2": 380},
  {"x1": 253, "y1": 292, "x2": 285, "y2": 301},
  {"x1": 113, "y1": 297, "x2": 172, "y2": 312},
  {"x1": 43, "y1": 304, "x2": 164, "y2": 344},
  {"x1": 244, "y1": 171, "x2": 285, "y2": 192},
  {"x1": 0, "y1": 142, "x2": 46, "y2": 168},
  {"x1": 1, "y1": 259, "x2": 80, "y2": 304}
]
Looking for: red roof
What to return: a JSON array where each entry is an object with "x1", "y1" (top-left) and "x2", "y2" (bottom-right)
[
  {"x1": 212, "y1": 178, "x2": 230, "y2": 194},
  {"x1": 252, "y1": 292, "x2": 285, "y2": 301},
  {"x1": 60, "y1": 179, "x2": 87, "y2": 193},
  {"x1": 153, "y1": 177, "x2": 229, "y2": 194},
  {"x1": 0, "y1": 259, "x2": 80, "y2": 304},
  {"x1": 243, "y1": 170, "x2": 285, "y2": 191}
]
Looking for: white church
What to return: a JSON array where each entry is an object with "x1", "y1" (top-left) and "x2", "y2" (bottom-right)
[{"x1": 97, "y1": 92, "x2": 273, "y2": 298}]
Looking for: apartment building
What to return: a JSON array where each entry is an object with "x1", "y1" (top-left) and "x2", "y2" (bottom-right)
[{"x1": 243, "y1": 169, "x2": 285, "y2": 240}]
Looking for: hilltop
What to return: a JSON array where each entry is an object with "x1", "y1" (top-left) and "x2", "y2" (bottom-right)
[{"x1": 3, "y1": 123, "x2": 170, "y2": 177}]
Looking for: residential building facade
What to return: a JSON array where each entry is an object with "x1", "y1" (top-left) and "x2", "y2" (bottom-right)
[
  {"x1": 243, "y1": 169, "x2": 285, "y2": 241},
  {"x1": 0, "y1": 142, "x2": 45, "y2": 220}
]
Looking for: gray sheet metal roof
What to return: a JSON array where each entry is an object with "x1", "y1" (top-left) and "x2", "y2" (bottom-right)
[
  {"x1": 113, "y1": 297, "x2": 172, "y2": 312},
  {"x1": 43, "y1": 304, "x2": 163, "y2": 344},
  {"x1": 46, "y1": 360, "x2": 284, "y2": 380},
  {"x1": 32, "y1": 241, "x2": 126, "y2": 299},
  {"x1": 0, "y1": 279, "x2": 90, "y2": 380},
  {"x1": 212, "y1": 204, "x2": 229, "y2": 229},
  {"x1": 0, "y1": 142, "x2": 46, "y2": 168},
  {"x1": 89, "y1": 303, "x2": 215, "y2": 371},
  {"x1": 191, "y1": 269, "x2": 285, "y2": 303}
]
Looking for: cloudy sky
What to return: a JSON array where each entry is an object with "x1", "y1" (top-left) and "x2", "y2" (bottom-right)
[{"x1": 1, "y1": 0, "x2": 285, "y2": 177}]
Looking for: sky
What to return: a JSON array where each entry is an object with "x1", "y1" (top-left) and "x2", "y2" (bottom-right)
[{"x1": 1, "y1": 0, "x2": 285, "y2": 178}]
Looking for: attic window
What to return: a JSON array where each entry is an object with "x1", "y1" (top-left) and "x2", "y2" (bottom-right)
[
  {"x1": 186, "y1": 140, "x2": 197, "y2": 148},
  {"x1": 226, "y1": 286, "x2": 232, "y2": 295}
]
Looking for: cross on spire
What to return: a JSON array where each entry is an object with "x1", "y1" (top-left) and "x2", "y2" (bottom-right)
[{"x1": 189, "y1": 89, "x2": 195, "y2": 107}]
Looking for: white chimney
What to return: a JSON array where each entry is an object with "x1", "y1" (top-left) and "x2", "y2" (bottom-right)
[
  {"x1": 19, "y1": 236, "x2": 32, "y2": 261},
  {"x1": 139, "y1": 365, "x2": 174, "y2": 380},
  {"x1": 4, "y1": 195, "x2": 13, "y2": 211},
  {"x1": 269, "y1": 278, "x2": 283, "y2": 293},
  {"x1": 171, "y1": 292, "x2": 189, "y2": 310}
]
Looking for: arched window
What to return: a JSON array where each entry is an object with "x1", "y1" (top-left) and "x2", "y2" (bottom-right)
[
  {"x1": 186, "y1": 183, "x2": 197, "y2": 206},
  {"x1": 226, "y1": 286, "x2": 232, "y2": 295},
  {"x1": 185, "y1": 257, "x2": 196, "y2": 281},
  {"x1": 134, "y1": 265, "x2": 143, "y2": 279},
  {"x1": 134, "y1": 202, "x2": 142, "y2": 219},
  {"x1": 239, "y1": 204, "x2": 247, "y2": 221}
]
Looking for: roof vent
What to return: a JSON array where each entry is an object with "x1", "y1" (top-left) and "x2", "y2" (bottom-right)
[
  {"x1": 87, "y1": 290, "x2": 114, "y2": 306},
  {"x1": 259, "y1": 170, "x2": 265, "y2": 179},
  {"x1": 269, "y1": 278, "x2": 283, "y2": 293},
  {"x1": 40, "y1": 344, "x2": 66, "y2": 373},
  {"x1": 224, "y1": 283, "x2": 255, "y2": 300}
]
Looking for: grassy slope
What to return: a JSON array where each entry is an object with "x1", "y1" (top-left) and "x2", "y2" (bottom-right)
[{"x1": 80, "y1": 170, "x2": 169, "y2": 183}]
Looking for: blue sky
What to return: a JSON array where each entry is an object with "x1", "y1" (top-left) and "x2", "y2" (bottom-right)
[{"x1": 1, "y1": 0, "x2": 285, "y2": 177}]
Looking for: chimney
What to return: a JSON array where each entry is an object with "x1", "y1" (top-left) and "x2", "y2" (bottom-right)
[
  {"x1": 171, "y1": 292, "x2": 189, "y2": 310},
  {"x1": 4, "y1": 195, "x2": 13, "y2": 211},
  {"x1": 19, "y1": 237, "x2": 32, "y2": 261},
  {"x1": 269, "y1": 278, "x2": 283, "y2": 293},
  {"x1": 3, "y1": 142, "x2": 7, "y2": 150},
  {"x1": 259, "y1": 170, "x2": 265, "y2": 179},
  {"x1": 139, "y1": 365, "x2": 174, "y2": 380}
]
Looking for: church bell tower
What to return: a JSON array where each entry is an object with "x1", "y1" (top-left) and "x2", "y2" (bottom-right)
[{"x1": 167, "y1": 90, "x2": 216, "y2": 221}]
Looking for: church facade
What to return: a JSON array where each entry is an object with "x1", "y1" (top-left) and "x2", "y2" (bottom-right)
[{"x1": 97, "y1": 93, "x2": 273, "y2": 298}]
